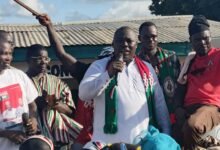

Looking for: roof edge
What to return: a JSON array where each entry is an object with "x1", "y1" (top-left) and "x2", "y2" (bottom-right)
[{"x1": 0, "y1": 15, "x2": 193, "y2": 26}]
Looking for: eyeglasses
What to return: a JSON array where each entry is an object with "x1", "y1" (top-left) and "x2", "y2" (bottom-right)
[{"x1": 31, "y1": 56, "x2": 51, "y2": 63}]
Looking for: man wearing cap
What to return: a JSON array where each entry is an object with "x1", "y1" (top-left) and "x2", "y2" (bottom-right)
[{"x1": 174, "y1": 15, "x2": 220, "y2": 149}]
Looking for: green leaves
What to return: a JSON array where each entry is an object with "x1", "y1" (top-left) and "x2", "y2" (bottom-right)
[{"x1": 149, "y1": 0, "x2": 220, "y2": 21}]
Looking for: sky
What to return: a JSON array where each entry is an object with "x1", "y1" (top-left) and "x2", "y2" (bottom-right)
[{"x1": 0, "y1": 0, "x2": 153, "y2": 24}]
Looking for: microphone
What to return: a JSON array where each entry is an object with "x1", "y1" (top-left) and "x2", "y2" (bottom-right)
[
  {"x1": 22, "y1": 113, "x2": 30, "y2": 136},
  {"x1": 116, "y1": 53, "x2": 123, "y2": 85},
  {"x1": 0, "y1": 62, "x2": 10, "y2": 70},
  {"x1": 118, "y1": 53, "x2": 124, "y2": 62}
]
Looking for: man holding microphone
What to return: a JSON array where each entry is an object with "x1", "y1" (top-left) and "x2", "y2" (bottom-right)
[
  {"x1": 0, "y1": 31, "x2": 38, "y2": 150},
  {"x1": 79, "y1": 26, "x2": 171, "y2": 146}
]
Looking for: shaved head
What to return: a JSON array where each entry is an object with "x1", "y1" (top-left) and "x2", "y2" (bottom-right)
[{"x1": 112, "y1": 26, "x2": 137, "y2": 64}]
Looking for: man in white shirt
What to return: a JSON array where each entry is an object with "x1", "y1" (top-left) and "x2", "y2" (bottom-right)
[
  {"x1": 79, "y1": 26, "x2": 171, "y2": 144},
  {"x1": 0, "y1": 30, "x2": 39, "y2": 150}
]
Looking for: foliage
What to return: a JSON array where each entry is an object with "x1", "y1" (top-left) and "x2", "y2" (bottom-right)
[{"x1": 149, "y1": 0, "x2": 220, "y2": 21}]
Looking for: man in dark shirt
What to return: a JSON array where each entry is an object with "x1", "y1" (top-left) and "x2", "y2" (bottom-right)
[{"x1": 35, "y1": 14, "x2": 113, "y2": 149}]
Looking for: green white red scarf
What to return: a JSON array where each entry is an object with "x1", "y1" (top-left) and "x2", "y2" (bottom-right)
[
  {"x1": 104, "y1": 56, "x2": 157, "y2": 134},
  {"x1": 139, "y1": 48, "x2": 180, "y2": 124}
]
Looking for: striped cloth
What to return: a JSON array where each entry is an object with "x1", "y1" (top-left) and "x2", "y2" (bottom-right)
[{"x1": 31, "y1": 74, "x2": 82, "y2": 143}]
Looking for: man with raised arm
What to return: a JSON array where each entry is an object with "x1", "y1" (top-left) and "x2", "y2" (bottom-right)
[
  {"x1": 35, "y1": 14, "x2": 114, "y2": 149},
  {"x1": 36, "y1": 14, "x2": 90, "y2": 82}
]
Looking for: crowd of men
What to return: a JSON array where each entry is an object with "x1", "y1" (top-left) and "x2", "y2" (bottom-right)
[{"x1": 0, "y1": 13, "x2": 219, "y2": 150}]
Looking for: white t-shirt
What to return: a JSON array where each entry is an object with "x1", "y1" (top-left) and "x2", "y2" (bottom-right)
[
  {"x1": 79, "y1": 57, "x2": 170, "y2": 144},
  {"x1": 0, "y1": 67, "x2": 38, "y2": 150}
]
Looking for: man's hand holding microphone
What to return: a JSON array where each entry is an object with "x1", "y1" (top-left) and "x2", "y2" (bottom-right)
[
  {"x1": 22, "y1": 113, "x2": 38, "y2": 136},
  {"x1": 108, "y1": 53, "x2": 124, "y2": 78}
]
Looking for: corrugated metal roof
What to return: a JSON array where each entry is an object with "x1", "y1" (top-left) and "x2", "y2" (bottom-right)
[{"x1": 1, "y1": 15, "x2": 220, "y2": 48}]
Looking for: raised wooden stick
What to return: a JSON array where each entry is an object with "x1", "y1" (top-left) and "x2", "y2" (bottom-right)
[{"x1": 14, "y1": 0, "x2": 40, "y2": 16}]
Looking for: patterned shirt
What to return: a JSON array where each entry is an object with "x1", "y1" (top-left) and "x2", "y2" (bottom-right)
[
  {"x1": 30, "y1": 74, "x2": 82, "y2": 143},
  {"x1": 139, "y1": 47, "x2": 180, "y2": 116}
]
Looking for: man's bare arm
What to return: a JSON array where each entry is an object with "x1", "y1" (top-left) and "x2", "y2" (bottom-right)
[{"x1": 36, "y1": 14, "x2": 78, "y2": 69}]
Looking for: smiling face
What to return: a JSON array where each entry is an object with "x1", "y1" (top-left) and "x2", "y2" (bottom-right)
[
  {"x1": 0, "y1": 41, "x2": 13, "y2": 71},
  {"x1": 112, "y1": 27, "x2": 137, "y2": 64},
  {"x1": 190, "y1": 30, "x2": 211, "y2": 56},
  {"x1": 139, "y1": 25, "x2": 158, "y2": 52}
]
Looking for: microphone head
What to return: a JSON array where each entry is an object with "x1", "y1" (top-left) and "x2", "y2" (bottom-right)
[
  {"x1": 0, "y1": 62, "x2": 10, "y2": 70},
  {"x1": 118, "y1": 53, "x2": 124, "y2": 62},
  {"x1": 22, "y1": 113, "x2": 29, "y2": 124}
]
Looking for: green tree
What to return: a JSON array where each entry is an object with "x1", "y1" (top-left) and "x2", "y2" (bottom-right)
[{"x1": 149, "y1": 0, "x2": 220, "y2": 21}]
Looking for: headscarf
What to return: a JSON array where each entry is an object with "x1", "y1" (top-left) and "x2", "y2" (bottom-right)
[{"x1": 188, "y1": 15, "x2": 210, "y2": 36}]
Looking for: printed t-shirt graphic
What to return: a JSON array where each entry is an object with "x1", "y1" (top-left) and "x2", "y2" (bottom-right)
[{"x1": 0, "y1": 84, "x2": 24, "y2": 129}]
